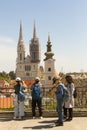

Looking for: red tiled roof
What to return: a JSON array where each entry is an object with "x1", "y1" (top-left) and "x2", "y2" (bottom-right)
[{"x1": 24, "y1": 80, "x2": 34, "y2": 89}]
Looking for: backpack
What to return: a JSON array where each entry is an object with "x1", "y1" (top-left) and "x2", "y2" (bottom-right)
[
  {"x1": 32, "y1": 84, "x2": 41, "y2": 99},
  {"x1": 73, "y1": 87, "x2": 77, "y2": 98},
  {"x1": 62, "y1": 85, "x2": 69, "y2": 102}
]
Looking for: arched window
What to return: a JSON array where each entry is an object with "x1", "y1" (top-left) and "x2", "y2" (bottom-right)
[
  {"x1": 48, "y1": 68, "x2": 51, "y2": 71},
  {"x1": 28, "y1": 65, "x2": 31, "y2": 71}
]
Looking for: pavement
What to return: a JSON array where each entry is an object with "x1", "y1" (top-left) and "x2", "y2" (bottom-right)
[{"x1": 0, "y1": 117, "x2": 87, "y2": 130}]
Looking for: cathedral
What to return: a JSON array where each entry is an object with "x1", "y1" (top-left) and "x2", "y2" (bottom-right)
[{"x1": 16, "y1": 22, "x2": 57, "y2": 87}]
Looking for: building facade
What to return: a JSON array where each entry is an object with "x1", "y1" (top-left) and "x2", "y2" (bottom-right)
[
  {"x1": 16, "y1": 22, "x2": 57, "y2": 87},
  {"x1": 16, "y1": 22, "x2": 41, "y2": 80}
]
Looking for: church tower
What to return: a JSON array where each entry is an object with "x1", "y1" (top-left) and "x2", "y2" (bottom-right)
[
  {"x1": 30, "y1": 22, "x2": 41, "y2": 63},
  {"x1": 16, "y1": 22, "x2": 25, "y2": 78},
  {"x1": 44, "y1": 34, "x2": 55, "y2": 88},
  {"x1": 16, "y1": 22, "x2": 41, "y2": 80}
]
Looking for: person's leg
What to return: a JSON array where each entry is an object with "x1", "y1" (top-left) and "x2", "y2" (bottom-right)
[
  {"x1": 19, "y1": 101, "x2": 24, "y2": 118},
  {"x1": 56, "y1": 99, "x2": 63, "y2": 126},
  {"x1": 14, "y1": 95, "x2": 19, "y2": 118},
  {"x1": 32, "y1": 99, "x2": 36, "y2": 117},
  {"x1": 69, "y1": 108, "x2": 73, "y2": 120},
  {"x1": 37, "y1": 98, "x2": 42, "y2": 117},
  {"x1": 63, "y1": 106, "x2": 67, "y2": 119}
]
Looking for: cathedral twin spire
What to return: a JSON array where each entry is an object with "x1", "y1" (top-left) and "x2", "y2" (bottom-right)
[
  {"x1": 33, "y1": 21, "x2": 37, "y2": 39},
  {"x1": 18, "y1": 21, "x2": 24, "y2": 43},
  {"x1": 18, "y1": 21, "x2": 54, "y2": 62}
]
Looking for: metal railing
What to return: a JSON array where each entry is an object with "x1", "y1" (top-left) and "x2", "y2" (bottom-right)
[{"x1": 0, "y1": 86, "x2": 87, "y2": 110}]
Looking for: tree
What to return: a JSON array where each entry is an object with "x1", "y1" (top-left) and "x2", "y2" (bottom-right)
[{"x1": 9, "y1": 71, "x2": 16, "y2": 80}]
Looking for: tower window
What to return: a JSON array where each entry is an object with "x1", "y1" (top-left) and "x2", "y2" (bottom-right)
[
  {"x1": 28, "y1": 65, "x2": 31, "y2": 71},
  {"x1": 25, "y1": 65, "x2": 31, "y2": 71},
  {"x1": 48, "y1": 68, "x2": 51, "y2": 71}
]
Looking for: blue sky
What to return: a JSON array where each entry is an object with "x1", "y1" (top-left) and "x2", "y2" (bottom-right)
[{"x1": 0, "y1": 0, "x2": 87, "y2": 73}]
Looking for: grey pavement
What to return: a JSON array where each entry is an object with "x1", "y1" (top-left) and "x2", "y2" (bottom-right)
[{"x1": 0, "y1": 117, "x2": 87, "y2": 130}]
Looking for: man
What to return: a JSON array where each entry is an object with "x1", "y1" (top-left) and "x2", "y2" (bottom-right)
[
  {"x1": 31, "y1": 77, "x2": 43, "y2": 119},
  {"x1": 52, "y1": 76, "x2": 64, "y2": 126}
]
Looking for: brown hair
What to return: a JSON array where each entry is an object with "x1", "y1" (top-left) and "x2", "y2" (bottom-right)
[{"x1": 65, "y1": 75, "x2": 73, "y2": 84}]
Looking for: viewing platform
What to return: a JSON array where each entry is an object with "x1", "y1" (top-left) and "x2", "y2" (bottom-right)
[{"x1": 0, "y1": 117, "x2": 87, "y2": 130}]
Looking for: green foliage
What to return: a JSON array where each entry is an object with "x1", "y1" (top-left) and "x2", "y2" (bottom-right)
[
  {"x1": 0, "y1": 70, "x2": 16, "y2": 82},
  {"x1": 9, "y1": 71, "x2": 16, "y2": 80}
]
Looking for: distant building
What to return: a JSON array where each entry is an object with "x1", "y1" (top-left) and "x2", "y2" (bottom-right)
[{"x1": 0, "y1": 80, "x2": 9, "y2": 88}]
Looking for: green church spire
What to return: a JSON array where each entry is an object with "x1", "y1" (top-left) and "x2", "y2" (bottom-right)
[{"x1": 44, "y1": 34, "x2": 54, "y2": 61}]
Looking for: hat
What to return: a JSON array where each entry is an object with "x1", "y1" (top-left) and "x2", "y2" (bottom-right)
[
  {"x1": 35, "y1": 77, "x2": 40, "y2": 81},
  {"x1": 52, "y1": 76, "x2": 61, "y2": 84},
  {"x1": 16, "y1": 77, "x2": 21, "y2": 82}
]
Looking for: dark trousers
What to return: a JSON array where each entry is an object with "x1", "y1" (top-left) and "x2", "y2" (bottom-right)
[
  {"x1": 63, "y1": 107, "x2": 73, "y2": 119},
  {"x1": 32, "y1": 98, "x2": 42, "y2": 117}
]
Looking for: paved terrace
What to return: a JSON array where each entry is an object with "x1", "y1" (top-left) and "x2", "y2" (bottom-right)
[{"x1": 0, "y1": 117, "x2": 87, "y2": 130}]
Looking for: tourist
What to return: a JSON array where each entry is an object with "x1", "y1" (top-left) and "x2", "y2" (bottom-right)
[
  {"x1": 31, "y1": 77, "x2": 43, "y2": 119},
  {"x1": 13, "y1": 77, "x2": 26, "y2": 120},
  {"x1": 52, "y1": 76, "x2": 64, "y2": 126},
  {"x1": 64, "y1": 75, "x2": 75, "y2": 121}
]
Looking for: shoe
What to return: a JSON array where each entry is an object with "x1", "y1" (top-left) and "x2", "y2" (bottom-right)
[
  {"x1": 33, "y1": 116, "x2": 35, "y2": 119},
  {"x1": 55, "y1": 122, "x2": 63, "y2": 126},
  {"x1": 39, "y1": 116, "x2": 43, "y2": 119},
  {"x1": 63, "y1": 117, "x2": 67, "y2": 122},
  {"x1": 66, "y1": 117, "x2": 72, "y2": 121}
]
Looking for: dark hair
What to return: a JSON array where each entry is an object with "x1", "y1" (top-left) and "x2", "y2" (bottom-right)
[
  {"x1": 65, "y1": 75, "x2": 73, "y2": 83},
  {"x1": 35, "y1": 80, "x2": 39, "y2": 84}
]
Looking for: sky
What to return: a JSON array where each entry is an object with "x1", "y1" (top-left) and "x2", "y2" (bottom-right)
[{"x1": 0, "y1": 0, "x2": 87, "y2": 73}]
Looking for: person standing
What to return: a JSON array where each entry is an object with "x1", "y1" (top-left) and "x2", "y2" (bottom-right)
[
  {"x1": 52, "y1": 76, "x2": 64, "y2": 126},
  {"x1": 13, "y1": 77, "x2": 26, "y2": 119},
  {"x1": 31, "y1": 77, "x2": 43, "y2": 119},
  {"x1": 64, "y1": 75, "x2": 75, "y2": 121}
]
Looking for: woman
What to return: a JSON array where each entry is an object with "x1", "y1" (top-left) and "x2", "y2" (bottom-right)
[
  {"x1": 13, "y1": 77, "x2": 26, "y2": 119},
  {"x1": 64, "y1": 75, "x2": 75, "y2": 121}
]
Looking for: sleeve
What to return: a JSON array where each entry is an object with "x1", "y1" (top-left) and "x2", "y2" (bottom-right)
[{"x1": 70, "y1": 83, "x2": 75, "y2": 98}]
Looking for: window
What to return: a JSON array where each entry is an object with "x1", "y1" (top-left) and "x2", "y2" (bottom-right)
[
  {"x1": 48, "y1": 68, "x2": 51, "y2": 71},
  {"x1": 25, "y1": 65, "x2": 31, "y2": 71}
]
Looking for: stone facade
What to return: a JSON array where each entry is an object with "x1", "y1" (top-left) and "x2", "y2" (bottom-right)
[
  {"x1": 16, "y1": 22, "x2": 57, "y2": 87},
  {"x1": 16, "y1": 22, "x2": 41, "y2": 80}
]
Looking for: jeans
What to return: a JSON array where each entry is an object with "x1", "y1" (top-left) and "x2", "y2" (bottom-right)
[
  {"x1": 14, "y1": 95, "x2": 24, "y2": 117},
  {"x1": 56, "y1": 98, "x2": 63, "y2": 122}
]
